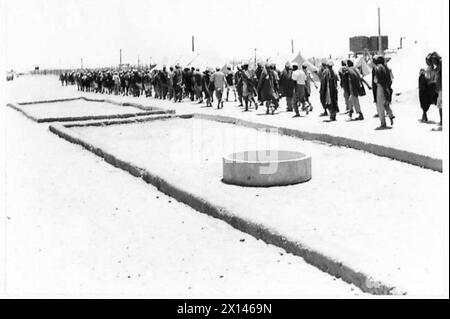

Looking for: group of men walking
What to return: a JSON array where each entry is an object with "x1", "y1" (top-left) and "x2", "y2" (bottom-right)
[
  {"x1": 337, "y1": 56, "x2": 395, "y2": 128},
  {"x1": 58, "y1": 51, "x2": 442, "y2": 130}
]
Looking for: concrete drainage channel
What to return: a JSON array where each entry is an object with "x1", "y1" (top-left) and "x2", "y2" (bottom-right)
[
  {"x1": 194, "y1": 113, "x2": 443, "y2": 173},
  {"x1": 49, "y1": 114, "x2": 401, "y2": 295},
  {"x1": 7, "y1": 96, "x2": 175, "y2": 123}
]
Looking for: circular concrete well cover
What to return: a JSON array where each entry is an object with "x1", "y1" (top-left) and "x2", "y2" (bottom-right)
[{"x1": 222, "y1": 150, "x2": 311, "y2": 187}]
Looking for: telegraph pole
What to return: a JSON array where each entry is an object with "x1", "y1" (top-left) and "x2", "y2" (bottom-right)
[
  {"x1": 81, "y1": 57, "x2": 83, "y2": 69},
  {"x1": 120, "y1": 49, "x2": 122, "y2": 66},
  {"x1": 192, "y1": 35, "x2": 195, "y2": 52},
  {"x1": 291, "y1": 39, "x2": 294, "y2": 54},
  {"x1": 399, "y1": 36, "x2": 405, "y2": 49},
  {"x1": 377, "y1": 7, "x2": 382, "y2": 54},
  {"x1": 254, "y1": 48, "x2": 257, "y2": 66}
]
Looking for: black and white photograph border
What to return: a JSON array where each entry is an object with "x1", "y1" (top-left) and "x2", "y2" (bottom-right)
[{"x1": 0, "y1": 0, "x2": 449, "y2": 300}]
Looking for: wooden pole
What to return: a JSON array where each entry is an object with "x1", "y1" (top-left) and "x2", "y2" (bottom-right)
[{"x1": 192, "y1": 36, "x2": 195, "y2": 52}]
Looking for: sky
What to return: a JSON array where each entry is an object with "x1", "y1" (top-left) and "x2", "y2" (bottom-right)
[{"x1": 2, "y1": 0, "x2": 449, "y2": 70}]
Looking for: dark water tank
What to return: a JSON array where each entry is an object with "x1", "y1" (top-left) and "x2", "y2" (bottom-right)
[
  {"x1": 349, "y1": 36, "x2": 370, "y2": 53},
  {"x1": 369, "y1": 36, "x2": 389, "y2": 51}
]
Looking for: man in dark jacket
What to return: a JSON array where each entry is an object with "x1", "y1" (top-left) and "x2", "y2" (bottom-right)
[
  {"x1": 234, "y1": 66, "x2": 244, "y2": 106},
  {"x1": 257, "y1": 63, "x2": 279, "y2": 115},
  {"x1": 338, "y1": 61, "x2": 350, "y2": 112},
  {"x1": 255, "y1": 62, "x2": 264, "y2": 106},
  {"x1": 173, "y1": 64, "x2": 183, "y2": 102},
  {"x1": 279, "y1": 62, "x2": 295, "y2": 112},
  {"x1": 430, "y1": 51, "x2": 442, "y2": 127},
  {"x1": 321, "y1": 61, "x2": 339, "y2": 121},
  {"x1": 202, "y1": 69, "x2": 212, "y2": 107},
  {"x1": 193, "y1": 68, "x2": 203, "y2": 103},
  {"x1": 418, "y1": 55, "x2": 438, "y2": 123},
  {"x1": 316, "y1": 62, "x2": 330, "y2": 117},
  {"x1": 372, "y1": 55, "x2": 395, "y2": 128},
  {"x1": 346, "y1": 60, "x2": 370, "y2": 120},
  {"x1": 225, "y1": 66, "x2": 237, "y2": 102},
  {"x1": 241, "y1": 63, "x2": 257, "y2": 111}
]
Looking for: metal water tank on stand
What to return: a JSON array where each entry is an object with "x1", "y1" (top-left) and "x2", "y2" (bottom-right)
[
  {"x1": 369, "y1": 36, "x2": 389, "y2": 52},
  {"x1": 349, "y1": 36, "x2": 370, "y2": 53}
]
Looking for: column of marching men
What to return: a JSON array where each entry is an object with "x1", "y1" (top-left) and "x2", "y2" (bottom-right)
[{"x1": 58, "y1": 51, "x2": 442, "y2": 130}]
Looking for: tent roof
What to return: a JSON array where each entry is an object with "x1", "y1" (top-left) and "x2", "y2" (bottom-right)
[{"x1": 267, "y1": 53, "x2": 296, "y2": 69}]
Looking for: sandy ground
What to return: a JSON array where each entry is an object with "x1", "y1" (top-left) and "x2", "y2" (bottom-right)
[
  {"x1": 3, "y1": 75, "x2": 448, "y2": 297},
  {"x1": 71, "y1": 117, "x2": 446, "y2": 295},
  {"x1": 1, "y1": 100, "x2": 364, "y2": 298},
  {"x1": 18, "y1": 100, "x2": 148, "y2": 120}
]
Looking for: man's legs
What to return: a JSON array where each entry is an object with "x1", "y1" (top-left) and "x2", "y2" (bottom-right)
[
  {"x1": 376, "y1": 89, "x2": 387, "y2": 127},
  {"x1": 237, "y1": 87, "x2": 243, "y2": 106},
  {"x1": 437, "y1": 90, "x2": 443, "y2": 126},
  {"x1": 293, "y1": 85, "x2": 301, "y2": 117},
  {"x1": 265, "y1": 101, "x2": 271, "y2": 114},
  {"x1": 320, "y1": 94, "x2": 328, "y2": 116},
  {"x1": 344, "y1": 91, "x2": 350, "y2": 112},
  {"x1": 215, "y1": 89, "x2": 223, "y2": 108},
  {"x1": 286, "y1": 96, "x2": 293, "y2": 112},
  {"x1": 243, "y1": 95, "x2": 249, "y2": 111},
  {"x1": 349, "y1": 95, "x2": 364, "y2": 120}
]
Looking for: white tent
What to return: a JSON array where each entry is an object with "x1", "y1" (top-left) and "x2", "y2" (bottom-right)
[
  {"x1": 291, "y1": 51, "x2": 319, "y2": 73},
  {"x1": 175, "y1": 52, "x2": 198, "y2": 68},
  {"x1": 185, "y1": 50, "x2": 226, "y2": 71},
  {"x1": 267, "y1": 53, "x2": 296, "y2": 69}
]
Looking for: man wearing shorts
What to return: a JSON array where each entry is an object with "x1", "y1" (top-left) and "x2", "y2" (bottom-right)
[
  {"x1": 225, "y1": 66, "x2": 237, "y2": 102},
  {"x1": 291, "y1": 62, "x2": 306, "y2": 117}
]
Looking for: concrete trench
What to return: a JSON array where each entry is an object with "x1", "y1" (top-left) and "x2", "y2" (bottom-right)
[
  {"x1": 48, "y1": 116, "x2": 402, "y2": 295},
  {"x1": 9, "y1": 95, "x2": 433, "y2": 295}
]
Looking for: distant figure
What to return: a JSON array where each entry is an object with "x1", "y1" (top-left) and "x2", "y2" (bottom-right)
[
  {"x1": 202, "y1": 69, "x2": 213, "y2": 107},
  {"x1": 59, "y1": 73, "x2": 66, "y2": 86},
  {"x1": 418, "y1": 54, "x2": 438, "y2": 123},
  {"x1": 321, "y1": 60, "x2": 339, "y2": 121},
  {"x1": 193, "y1": 68, "x2": 203, "y2": 103},
  {"x1": 241, "y1": 63, "x2": 257, "y2": 111},
  {"x1": 255, "y1": 62, "x2": 264, "y2": 106},
  {"x1": 430, "y1": 52, "x2": 442, "y2": 128},
  {"x1": 234, "y1": 65, "x2": 244, "y2": 107},
  {"x1": 291, "y1": 62, "x2": 306, "y2": 117},
  {"x1": 168, "y1": 66, "x2": 175, "y2": 100},
  {"x1": 173, "y1": 64, "x2": 183, "y2": 102},
  {"x1": 212, "y1": 67, "x2": 226, "y2": 109},
  {"x1": 316, "y1": 62, "x2": 329, "y2": 117},
  {"x1": 302, "y1": 63, "x2": 317, "y2": 112},
  {"x1": 279, "y1": 62, "x2": 295, "y2": 112},
  {"x1": 372, "y1": 55, "x2": 395, "y2": 129},
  {"x1": 347, "y1": 59, "x2": 371, "y2": 121},
  {"x1": 225, "y1": 66, "x2": 237, "y2": 102},
  {"x1": 338, "y1": 61, "x2": 350, "y2": 112},
  {"x1": 113, "y1": 72, "x2": 121, "y2": 95},
  {"x1": 257, "y1": 62, "x2": 279, "y2": 115}
]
